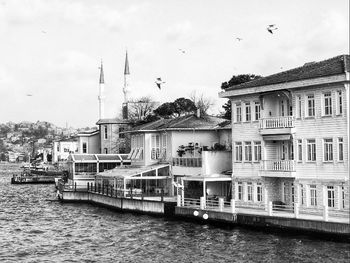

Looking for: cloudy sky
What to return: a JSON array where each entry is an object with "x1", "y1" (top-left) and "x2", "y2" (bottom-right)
[{"x1": 0, "y1": 0, "x2": 348, "y2": 128}]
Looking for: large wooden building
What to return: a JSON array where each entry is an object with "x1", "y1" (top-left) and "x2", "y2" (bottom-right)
[{"x1": 220, "y1": 55, "x2": 349, "y2": 213}]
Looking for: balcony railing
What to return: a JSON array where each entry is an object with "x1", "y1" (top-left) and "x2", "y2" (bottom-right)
[
  {"x1": 172, "y1": 157, "x2": 202, "y2": 167},
  {"x1": 259, "y1": 116, "x2": 295, "y2": 129},
  {"x1": 260, "y1": 160, "x2": 295, "y2": 172}
]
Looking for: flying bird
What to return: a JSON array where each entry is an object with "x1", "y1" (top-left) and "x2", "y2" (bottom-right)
[
  {"x1": 41, "y1": 30, "x2": 47, "y2": 34},
  {"x1": 267, "y1": 24, "x2": 278, "y2": 34},
  {"x1": 178, "y1": 48, "x2": 186, "y2": 54},
  {"x1": 155, "y1": 78, "x2": 165, "y2": 90},
  {"x1": 236, "y1": 37, "x2": 243, "y2": 41},
  {"x1": 26, "y1": 94, "x2": 33, "y2": 97}
]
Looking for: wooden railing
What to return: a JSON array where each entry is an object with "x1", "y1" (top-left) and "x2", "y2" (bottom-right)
[
  {"x1": 260, "y1": 160, "x2": 295, "y2": 172},
  {"x1": 172, "y1": 157, "x2": 202, "y2": 167},
  {"x1": 259, "y1": 116, "x2": 295, "y2": 129}
]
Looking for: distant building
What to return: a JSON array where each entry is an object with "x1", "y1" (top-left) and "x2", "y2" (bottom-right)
[
  {"x1": 76, "y1": 130, "x2": 100, "y2": 154},
  {"x1": 96, "y1": 119, "x2": 131, "y2": 154},
  {"x1": 52, "y1": 138, "x2": 78, "y2": 162}
]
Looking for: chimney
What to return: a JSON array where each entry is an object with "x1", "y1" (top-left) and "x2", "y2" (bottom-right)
[{"x1": 196, "y1": 108, "x2": 201, "y2": 118}]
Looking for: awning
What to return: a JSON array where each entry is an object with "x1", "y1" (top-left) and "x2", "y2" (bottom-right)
[
  {"x1": 263, "y1": 135, "x2": 291, "y2": 141},
  {"x1": 182, "y1": 174, "x2": 232, "y2": 182}
]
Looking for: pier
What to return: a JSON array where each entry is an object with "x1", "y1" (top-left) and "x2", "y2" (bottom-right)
[{"x1": 57, "y1": 182, "x2": 350, "y2": 240}]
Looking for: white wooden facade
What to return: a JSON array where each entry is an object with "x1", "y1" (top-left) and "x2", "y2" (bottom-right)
[{"x1": 220, "y1": 56, "x2": 349, "y2": 214}]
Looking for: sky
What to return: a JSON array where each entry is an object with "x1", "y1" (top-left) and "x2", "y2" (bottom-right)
[{"x1": 0, "y1": 0, "x2": 349, "y2": 128}]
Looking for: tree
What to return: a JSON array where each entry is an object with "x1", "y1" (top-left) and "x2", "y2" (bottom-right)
[
  {"x1": 173, "y1": 97, "x2": 197, "y2": 116},
  {"x1": 189, "y1": 91, "x2": 213, "y2": 116},
  {"x1": 221, "y1": 74, "x2": 262, "y2": 90},
  {"x1": 154, "y1": 102, "x2": 176, "y2": 118},
  {"x1": 222, "y1": 100, "x2": 231, "y2": 120},
  {"x1": 127, "y1": 96, "x2": 158, "y2": 121},
  {"x1": 221, "y1": 74, "x2": 262, "y2": 119}
]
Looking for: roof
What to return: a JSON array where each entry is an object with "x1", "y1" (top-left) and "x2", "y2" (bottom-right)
[
  {"x1": 97, "y1": 164, "x2": 170, "y2": 178},
  {"x1": 77, "y1": 130, "x2": 99, "y2": 137},
  {"x1": 225, "y1": 54, "x2": 349, "y2": 91},
  {"x1": 96, "y1": 118, "x2": 131, "y2": 125},
  {"x1": 124, "y1": 51, "x2": 130, "y2": 75},
  {"x1": 128, "y1": 114, "x2": 227, "y2": 133}
]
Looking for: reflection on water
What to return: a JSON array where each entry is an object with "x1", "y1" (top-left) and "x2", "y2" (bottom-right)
[{"x1": 1, "y1": 165, "x2": 349, "y2": 262}]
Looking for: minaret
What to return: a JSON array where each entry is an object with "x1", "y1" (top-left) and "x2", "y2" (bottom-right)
[
  {"x1": 123, "y1": 51, "x2": 130, "y2": 103},
  {"x1": 98, "y1": 61, "x2": 105, "y2": 119}
]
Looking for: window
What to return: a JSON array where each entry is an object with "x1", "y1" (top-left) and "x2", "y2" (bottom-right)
[
  {"x1": 236, "y1": 103, "x2": 242, "y2": 122},
  {"x1": 323, "y1": 92, "x2": 332, "y2": 116},
  {"x1": 256, "y1": 183, "x2": 263, "y2": 202},
  {"x1": 310, "y1": 185, "x2": 317, "y2": 206},
  {"x1": 306, "y1": 94, "x2": 315, "y2": 117},
  {"x1": 235, "y1": 142, "x2": 242, "y2": 162},
  {"x1": 283, "y1": 182, "x2": 288, "y2": 203},
  {"x1": 245, "y1": 102, "x2": 251, "y2": 122},
  {"x1": 57, "y1": 145, "x2": 60, "y2": 152},
  {"x1": 291, "y1": 183, "x2": 295, "y2": 203},
  {"x1": 296, "y1": 95, "x2": 302, "y2": 118},
  {"x1": 254, "y1": 141, "x2": 261, "y2": 162},
  {"x1": 327, "y1": 186, "x2": 335, "y2": 208},
  {"x1": 307, "y1": 139, "x2": 316, "y2": 161},
  {"x1": 244, "y1": 142, "x2": 252, "y2": 161},
  {"x1": 104, "y1": 125, "x2": 108, "y2": 140},
  {"x1": 323, "y1": 138, "x2": 333, "y2": 162},
  {"x1": 119, "y1": 127, "x2": 125, "y2": 138},
  {"x1": 297, "y1": 139, "x2": 303, "y2": 162},
  {"x1": 104, "y1": 148, "x2": 108, "y2": 154},
  {"x1": 336, "y1": 90, "x2": 343, "y2": 115},
  {"x1": 160, "y1": 133, "x2": 167, "y2": 159},
  {"x1": 238, "y1": 182, "x2": 243, "y2": 201},
  {"x1": 254, "y1": 102, "x2": 261, "y2": 120},
  {"x1": 247, "y1": 183, "x2": 253, "y2": 201},
  {"x1": 280, "y1": 100, "x2": 285, "y2": 116},
  {"x1": 300, "y1": 184, "x2": 305, "y2": 205},
  {"x1": 338, "y1": 138, "x2": 344, "y2": 161},
  {"x1": 341, "y1": 186, "x2": 345, "y2": 209},
  {"x1": 82, "y1": 142, "x2": 87, "y2": 153},
  {"x1": 151, "y1": 134, "x2": 160, "y2": 159}
]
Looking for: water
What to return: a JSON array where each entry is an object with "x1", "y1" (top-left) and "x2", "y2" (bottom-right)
[{"x1": 1, "y1": 164, "x2": 349, "y2": 263}]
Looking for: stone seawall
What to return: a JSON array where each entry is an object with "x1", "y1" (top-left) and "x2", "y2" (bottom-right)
[{"x1": 175, "y1": 207, "x2": 350, "y2": 239}]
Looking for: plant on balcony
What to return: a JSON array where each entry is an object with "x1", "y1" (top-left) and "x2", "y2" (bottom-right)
[
  {"x1": 177, "y1": 145, "x2": 186, "y2": 157},
  {"x1": 185, "y1": 142, "x2": 195, "y2": 155},
  {"x1": 211, "y1": 143, "x2": 226, "y2": 151}
]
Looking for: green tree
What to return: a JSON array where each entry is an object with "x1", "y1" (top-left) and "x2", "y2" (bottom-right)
[
  {"x1": 173, "y1": 97, "x2": 196, "y2": 116},
  {"x1": 154, "y1": 102, "x2": 176, "y2": 118},
  {"x1": 221, "y1": 74, "x2": 262, "y2": 90},
  {"x1": 221, "y1": 74, "x2": 262, "y2": 119}
]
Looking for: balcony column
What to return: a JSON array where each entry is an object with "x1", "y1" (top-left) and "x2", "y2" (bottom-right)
[
  {"x1": 243, "y1": 182, "x2": 247, "y2": 202},
  {"x1": 253, "y1": 182, "x2": 257, "y2": 202},
  {"x1": 322, "y1": 185, "x2": 328, "y2": 207},
  {"x1": 305, "y1": 184, "x2": 310, "y2": 207},
  {"x1": 337, "y1": 186, "x2": 342, "y2": 210},
  {"x1": 181, "y1": 178, "x2": 184, "y2": 206},
  {"x1": 234, "y1": 181, "x2": 238, "y2": 200},
  {"x1": 203, "y1": 180, "x2": 207, "y2": 200}
]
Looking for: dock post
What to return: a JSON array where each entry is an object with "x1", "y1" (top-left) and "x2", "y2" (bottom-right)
[
  {"x1": 177, "y1": 195, "x2": 181, "y2": 206},
  {"x1": 102, "y1": 184, "x2": 104, "y2": 195},
  {"x1": 161, "y1": 189, "x2": 164, "y2": 202},
  {"x1": 106, "y1": 185, "x2": 108, "y2": 196},
  {"x1": 323, "y1": 205, "x2": 329, "y2": 221},
  {"x1": 294, "y1": 202, "x2": 299, "y2": 219},
  {"x1": 200, "y1": 196, "x2": 205, "y2": 210},
  {"x1": 268, "y1": 201, "x2": 273, "y2": 216},
  {"x1": 87, "y1": 182, "x2": 89, "y2": 191},
  {"x1": 95, "y1": 183, "x2": 96, "y2": 193},
  {"x1": 230, "y1": 199, "x2": 236, "y2": 213},
  {"x1": 74, "y1": 182, "x2": 76, "y2": 192},
  {"x1": 219, "y1": 198, "x2": 224, "y2": 212}
]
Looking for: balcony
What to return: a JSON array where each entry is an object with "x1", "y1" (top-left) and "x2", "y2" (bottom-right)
[
  {"x1": 259, "y1": 116, "x2": 295, "y2": 137},
  {"x1": 172, "y1": 157, "x2": 202, "y2": 167},
  {"x1": 259, "y1": 160, "x2": 296, "y2": 178}
]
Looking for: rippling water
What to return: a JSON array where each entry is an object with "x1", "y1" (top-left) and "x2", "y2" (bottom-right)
[{"x1": 1, "y1": 164, "x2": 349, "y2": 263}]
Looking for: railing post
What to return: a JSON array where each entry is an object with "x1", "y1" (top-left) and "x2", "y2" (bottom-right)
[
  {"x1": 323, "y1": 205, "x2": 329, "y2": 221},
  {"x1": 94, "y1": 183, "x2": 96, "y2": 192},
  {"x1": 74, "y1": 182, "x2": 76, "y2": 192},
  {"x1": 230, "y1": 199, "x2": 236, "y2": 213},
  {"x1": 87, "y1": 182, "x2": 89, "y2": 191},
  {"x1": 268, "y1": 201, "x2": 273, "y2": 216},
  {"x1": 161, "y1": 189, "x2": 164, "y2": 202},
  {"x1": 219, "y1": 198, "x2": 224, "y2": 212},
  {"x1": 200, "y1": 196, "x2": 205, "y2": 210},
  {"x1": 294, "y1": 202, "x2": 299, "y2": 219},
  {"x1": 177, "y1": 195, "x2": 181, "y2": 206}
]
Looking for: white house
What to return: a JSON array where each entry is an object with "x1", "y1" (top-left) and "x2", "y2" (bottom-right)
[
  {"x1": 52, "y1": 138, "x2": 78, "y2": 162},
  {"x1": 220, "y1": 55, "x2": 349, "y2": 216}
]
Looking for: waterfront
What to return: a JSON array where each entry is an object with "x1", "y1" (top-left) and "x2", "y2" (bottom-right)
[{"x1": 0, "y1": 164, "x2": 349, "y2": 263}]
